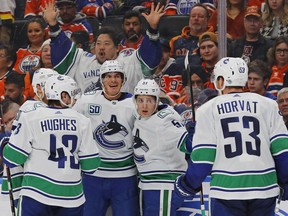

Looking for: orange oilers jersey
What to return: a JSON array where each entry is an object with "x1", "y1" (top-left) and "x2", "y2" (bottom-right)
[
  {"x1": 13, "y1": 48, "x2": 42, "y2": 74},
  {"x1": 24, "y1": 0, "x2": 49, "y2": 18},
  {"x1": 46, "y1": 22, "x2": 94, "y2": 43}
]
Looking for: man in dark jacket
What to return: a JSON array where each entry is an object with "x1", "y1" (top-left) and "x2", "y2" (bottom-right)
[{"x1": 228, "y1": 6, "x2": 274, "y2": 64}]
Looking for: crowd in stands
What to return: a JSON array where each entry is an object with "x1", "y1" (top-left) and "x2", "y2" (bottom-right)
[{"x1": 0, "y1": 0, "x2": 287, "y2": 125}]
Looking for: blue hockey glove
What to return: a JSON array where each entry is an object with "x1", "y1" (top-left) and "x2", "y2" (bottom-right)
[
  {"x1": 174, "y1": 174, "x2": 198, "y2": 200},
  {"x1": 279, "y1": 184, "x2": 288, "y2": 201},
  {"x1": 185, "y1": 121, "x2": 196, "y2": 135},
  {"x1": 174, "y1": 103, "x2": 189, "y2": 115}
]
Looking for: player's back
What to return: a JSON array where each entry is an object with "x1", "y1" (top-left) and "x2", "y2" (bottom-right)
[
  {"x1": 194, "y1": 92, "x2": 287, "y2": 200},
  {"x1": 7, "y1": 106, "x2": 98, "y2": 207}
]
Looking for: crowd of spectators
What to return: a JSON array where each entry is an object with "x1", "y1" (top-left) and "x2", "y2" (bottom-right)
[
  {"x1": 0, "y1": 0, "x2": 287, "y2": 114},
  {"x1": 1, "y1": 0, "x2": 288, "y2": 215}
]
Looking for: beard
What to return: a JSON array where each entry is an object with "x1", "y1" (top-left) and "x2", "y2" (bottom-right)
[{"x1": 127, "y1": 31, "x2": 139, "y2": 42}]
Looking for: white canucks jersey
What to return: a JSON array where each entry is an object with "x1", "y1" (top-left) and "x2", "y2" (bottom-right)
[
  {"x1": 133, "y1": 105, "x2": 188, "y2": 190},
  {"x1": 73, "y1": 91, "x2": 137, "y2": 178},
  {"x1": 3, "y1": 106, "x2": 100, "y2": 207},
  {"x1": 1, "y1": 100, "x2": 47, "y2": 199},
  {"x1": 52, "y1": 32, "x2": 161, "y2": 94},
  {"x1": 191, "y1": 92, "x2": 288, "y2": 200}
]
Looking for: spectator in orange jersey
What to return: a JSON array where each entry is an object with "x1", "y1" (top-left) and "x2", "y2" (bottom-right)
[
  {"x1": 0, "y1": 44, "x2": 34, "y2": 102},
  {"x1": 13, "y1": 17, "x2": 46, "y2": 74}
]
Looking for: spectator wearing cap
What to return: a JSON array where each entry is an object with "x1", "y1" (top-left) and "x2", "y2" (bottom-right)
[
  {"x1": 197, "y1": 31, "x2": 218, "y2": 87},
  {"x1": 175, "y1": 65, "x2": 209, "y2": 106},
  {"x1": 45, "y1": 0, "x2": 94, "y2": 43},
  {"x1": 247, "y1": 59, "x2": 276, "y2": 100},
  {"x1": 153, "y1": 38, "x2": 185, "y2": 104},
  {"x1": 228, "y1": 6, "x2": 274, "y2": 64},
  {"x1": 24, "y1": 0, "x2": 83, "y2": 19},
  {"x1": 187, "y1": 31, "x2": 218, "y2": 89}
]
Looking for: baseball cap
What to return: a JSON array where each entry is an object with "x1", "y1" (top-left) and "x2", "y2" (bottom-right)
[
  {"x1": 198, "y1": 31, "x2": 218, "y2": 45},
  {"x1": 56, "y1": 0, "x2": 76, "y2": 6},
  {"x1": 194, "y1": 88, "x2": 218, "y2": 107},
  {"x1": 244, "y1": 6, "x2": 261, "y2": 18}
]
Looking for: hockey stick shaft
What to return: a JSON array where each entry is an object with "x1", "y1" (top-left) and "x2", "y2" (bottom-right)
[
  {"x1": 6, "y1": 165, "x2": 16, "y2": 216},
  {"x1": 184, "y1": 52, "x2": 205, "y2": 216}
]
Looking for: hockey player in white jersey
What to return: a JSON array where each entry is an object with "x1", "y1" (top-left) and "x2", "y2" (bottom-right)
[
  {"x1": 2, "y1": 74, "x2": 101, "y2": 216},
  {"x1": 32, "y1": 68, "x2": 59, "y2": 104},
  {"x1": 133, "y1": 78, "x2": 193, "y2": 216},
  {"x1": 73, "y1": 60, "x2": 139, "y2": 216},
  {"x1": 174, "y1": 57, "x2": 288, "y2": 215},
  {"x1": 0, "y1": 68, "x2": 59, "y2": 207},
  {"x1": 42, "y1": 0, "x2": 164, "y2": 94}
]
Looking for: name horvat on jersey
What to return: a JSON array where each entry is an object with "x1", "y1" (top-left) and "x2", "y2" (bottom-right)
[
  {"x1": 40, "y1": 119, "x2": 77, "y2": 132},
  {"x1": 217, "y1": 100, "x2": 258, "y2": 115}
]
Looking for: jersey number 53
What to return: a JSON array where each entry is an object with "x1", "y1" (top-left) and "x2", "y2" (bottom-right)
[{"x1": 221, "y1": 116, "x2": 260, "y2": 158}]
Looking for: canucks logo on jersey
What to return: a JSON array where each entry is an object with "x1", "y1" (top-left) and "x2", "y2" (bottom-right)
[
  {"x1": 94, "y1": 115, "x2": 128, "y2": 149},
  {"x1": 133, "y1": 129, "x2": 149, "y2": 163}
]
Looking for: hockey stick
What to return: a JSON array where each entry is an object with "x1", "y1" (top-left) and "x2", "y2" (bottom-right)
[
  {"x1": 6, "y1": 166, "x2": 16, "y2": 216},
  {"x1": 0, "y1": 105, "x2": 16, "y2": 216},
  {"x1": 184, "y1": 52, "x2": 205, "y2": 216}
]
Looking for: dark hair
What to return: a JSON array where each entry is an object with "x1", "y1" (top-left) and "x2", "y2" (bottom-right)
[
  {"x1": 267, "y1": 36, "x2": 288, "y2": 67},
  {"x1": 0, "y1": 43, "x2": 16, "y2": 70},
  {"x1": 248, "y1": 59, "x2": 271, "y2": 81},
  {"x1": 71, "y1": 30, "x2": 90, "y2": 51},
  {"x1": 95, "y1": 27, "x2": 121, "y2": 46},
  {"x1": 191, "y1": 3, "x2": 210, "y2": 19},
  {"x1": 4, "y1": 71, "x2": 25, "y2": 88},
  {"x1": 26, "y1": 17, "x2": 47, "y2": 44},
  {"x1": 122, "y1": 10, "x2": 142, "y2": 24}
]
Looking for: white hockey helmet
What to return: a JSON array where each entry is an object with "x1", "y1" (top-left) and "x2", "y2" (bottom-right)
[
  {"x1": 32, "y1": 68, "x2": 59, "y2": 100},
  {"x1": 45, "y1": 75, "x2": 81, "y2": 107},
  {"x1": 134, "y1": 78, "x2": 160, "y2": 103},
  {"x1": 100, "y1": 60, "x2": 126, "y2": 86},
  {"x1": 211, "y1": 57, "x2": 248, "y2": 92}
]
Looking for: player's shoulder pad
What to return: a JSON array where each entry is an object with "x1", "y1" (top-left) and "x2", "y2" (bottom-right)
[{"x1": 20, "y1": 100, "x2": 47, "y2": 113}]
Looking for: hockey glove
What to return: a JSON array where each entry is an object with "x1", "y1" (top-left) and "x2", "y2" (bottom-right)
[
  {"x1": 279, "y1": 184, "x2": 288, "y2": 201},
  {"x1": 185, "y1": 121, "x2": 196, "y2": 135},
  {"x1": 174, "y1": 174, "x2": 198, "y2": 200}
]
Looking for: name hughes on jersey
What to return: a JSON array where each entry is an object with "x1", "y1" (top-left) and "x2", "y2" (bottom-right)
[
  {"x1": 217, "y1": 100, "x2": 258, "y2": 115},
  {"x1": 40, "y1": 119, "x2": 77, "y2": 132}
]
